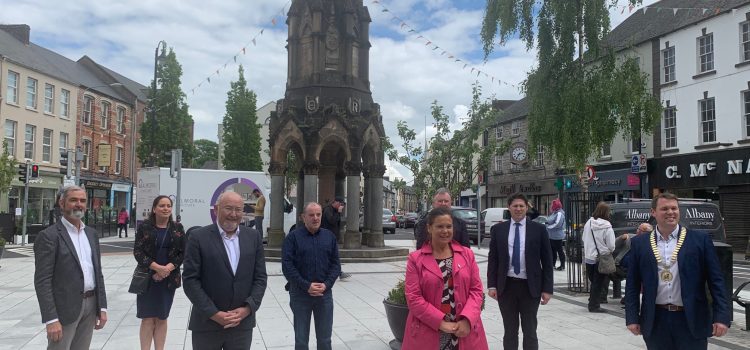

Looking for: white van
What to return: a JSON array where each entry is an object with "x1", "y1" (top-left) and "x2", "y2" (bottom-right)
[{"x1": 480, "y1": 207, "x2": 509, "y2": 238}]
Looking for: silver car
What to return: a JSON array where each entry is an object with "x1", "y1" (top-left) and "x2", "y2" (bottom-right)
[{"x1": 382, "y1": 208, "x2": 396, "y2": 234}]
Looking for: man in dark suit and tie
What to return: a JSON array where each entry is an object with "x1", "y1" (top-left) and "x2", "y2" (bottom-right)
[
  {"x1": 487, "y1": 193, "x2": 553, "y2": 350},
  {"x1": 183, "y1": 191, "x2": 268, "y2": 349},
  {"x1": 625, "y1": 192, "x2": 730, "y2": 349},
  {"x1": 34, "y1": 185, "x2": 108, "y2": 350}
]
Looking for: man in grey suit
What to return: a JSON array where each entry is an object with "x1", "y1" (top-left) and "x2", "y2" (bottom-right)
[
  {"x1": 34, "y1": 185, "x2": 108, "y2": 350},
  {"x1": 183, "y1": 191, "x2": 268, "y2": 349}
]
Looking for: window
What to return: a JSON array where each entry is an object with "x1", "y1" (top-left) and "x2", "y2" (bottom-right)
[
  {"x1": 60, "y1": 89, "x2": 70, "y2": 118},
  {"x1": 44, "y1": 84, "x2": 54, "y2": 114},
  {"x1": 744, "y1": 91, "x2": 750, "y2": 138},
  {"x1": 81, "y1": 140, "x2": 91, "y2": 169},
  {"x1": 664, "y1": 107, "x2": 677, "y2": 148},
  {"x1": 116, "y1": 107, "x2": 126, "y2": 133},
  {"x1": 742, "y1": 21, "x2": 750, "y2": 62},
  {"x1": 42, "y1": 129, "x2": 52, "y2": 162},
  {"x1": 24, "y1": 124, "x2": 35, "y2": 159},
  {"x1": 700, "y1": 97, "x2": 716, "y2": 143},
  {"x1": 59, "y1": 132, "x2": 68, "y2": 159},
  {"x1": 662, "y1": 46, "x2": 675, "y2": 82},
  {"x1": 115, "y1": 147, "x2": 123, "y2": 174},
  {"x1": 493, "y1": 154, "x2": 503, "y2": 172},
  {"x1": 534, "y1": 145, "x2": 544, "y2": 167},
  {"x1": 511, "y1": 121, "x2": 521, "y2": 135},
  {"x1": 100, "y1": 101, "x2": 110, "y2": 129},
  {"x1": 83, "y1": 96, "x2": 93, "y2": 124},
  {"x1": 600, "y1": 143, "x2": 611, "y2": 158},
  {"x1": 26, "y1": 77, "x2": 37, "y2": 109},
  {"x1": 7, "y1": 70, "x2": 19, "y2": 104},
  {"x1": 698, "y1": 33, "x2": 714, "y2": 72},
  {"x1": 630, "y1": 137, "x2": 641, "y2": 154},
  {"x1": 495, "y1": 126, "x2": 503, "y2": 139},
  {"x1": 4, "y1": 120, "x2": 16, "y2": 157}
]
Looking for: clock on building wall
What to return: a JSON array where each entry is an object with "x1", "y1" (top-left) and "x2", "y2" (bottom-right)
[{"x1": 510, "y1": 142, "x2": 527, "y2": 164}]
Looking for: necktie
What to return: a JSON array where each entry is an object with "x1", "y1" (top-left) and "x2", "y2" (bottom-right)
[{"x1": 512, "y1": 222, "x2": 521, "y2": 275}]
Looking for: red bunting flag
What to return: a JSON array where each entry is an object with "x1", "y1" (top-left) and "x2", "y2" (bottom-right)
[{"x1": 272, "y1": 18, "x2": 277, "y2": 26}]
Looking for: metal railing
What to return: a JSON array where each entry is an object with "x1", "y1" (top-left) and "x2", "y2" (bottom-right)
[
  {"x1": 83, "y1": 209, "x2": 119, "y2": 237},
  {"x1": 564, "y1": 192, "x2": 604, "y2": 293}
]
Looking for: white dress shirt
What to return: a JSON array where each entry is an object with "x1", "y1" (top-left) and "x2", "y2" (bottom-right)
[
  {"x1": 61, "y1": 217, "x2": 96, "y2": 292},
  {"x1": 219, "y1": 226, "x2": 240, "y2": 274},
  {"x1": 507, "y1": 218, "x2": 527, "y2": 279},
  {"x1": 654, "y1": 225, "x2": 683, "y2": 306}
]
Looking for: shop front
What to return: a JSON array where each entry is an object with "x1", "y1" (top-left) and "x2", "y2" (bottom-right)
[
  {"x1": 563, "y1": 168, "x2": 643, "y2": 202},
  {"x1": 82, "y1": 180, "x2": 112, "y2": 210},
  {"x1": 489, "y1": 179, "x2": 558, "y2": 214},
  {"x1": 652, "y1": 147, "x2": 750, "y2": 251},
  {"x1": 4, "y1": 172, "x2": 62, "y2": 225},
  {"x1": 110, "y1": 183, "x2": 132, "y2": 213}
]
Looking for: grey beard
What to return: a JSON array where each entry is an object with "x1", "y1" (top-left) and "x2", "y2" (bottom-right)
[{"x1": 71, "y1": 210, "x2": 85, "y2": 220}]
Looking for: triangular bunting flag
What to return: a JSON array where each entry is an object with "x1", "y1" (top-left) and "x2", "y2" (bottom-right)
[
  {"x1": 207, "y1": 77, "x2": 211, "y2": 83},
  {"x1": 673, "y1": 8, "x2": 678, "y2": 15},
  {"x1": 702, "y1": 8, "x2": 707, "y2": 14},
  {"x1": 233, "y1": 55, "x2": 237, "y2": 62},
  {"x1": 272, "y1": 18, "x2": 277, "y2": 26},
  {"x1": 463, "y1": 64, "x2": 468, "y2": 69},
  {"x1": 242, "y1": 47, "x2": 246, "y2": 54},
  {"x1": 425, "y1": 41, "x2": 431, "y2": 45},
  {"x1": 261, "y1": 29, "x2": 265, "y2": 34},
  {"x1": 408, "y1": 29, "x2": 415, "y2": 33},
  {"x1": 252, "y1": 38, "x2": 256, "y2": 46}
]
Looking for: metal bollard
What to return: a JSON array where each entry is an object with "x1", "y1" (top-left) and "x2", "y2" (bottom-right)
[{"x1": 732, "y1": 281, "x2": 749, "y2": 331}]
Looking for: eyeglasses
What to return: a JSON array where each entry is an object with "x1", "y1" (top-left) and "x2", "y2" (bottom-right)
[{"x1": 221, "y1": 207, "x2": 244, "y2": 214}]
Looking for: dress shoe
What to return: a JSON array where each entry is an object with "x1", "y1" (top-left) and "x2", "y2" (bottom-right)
[
  {"x1": 555, "y1": 266, "x2": 565, "y2": 271},
  {"x1": 589, "y1": 308, "x2": 607, "y2": 313}
]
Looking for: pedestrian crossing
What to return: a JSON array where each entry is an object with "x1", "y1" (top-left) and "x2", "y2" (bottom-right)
[{"x1": 3, "y1": 246, "x2": 34, "y2": 257}]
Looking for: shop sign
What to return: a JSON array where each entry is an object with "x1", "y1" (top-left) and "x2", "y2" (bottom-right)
[
  {"x1": 83, "y1": 180, "x2": 112, "y2": 189},
  {"x1": 112, "y1": 183, "x2": 131, "y2": 192},
  {"x1": 496, "y1": 182, "x2": 549, "y2": 196},
  {"x1": 564, "y1": 168, "x2": 639, "y2": 192},
  {"x1": 654, "y1": 147, "x2": 750, "y2": 188}
]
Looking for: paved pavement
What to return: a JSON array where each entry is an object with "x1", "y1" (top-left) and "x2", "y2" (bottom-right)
[{"x1": 0, "y1": 235, "x2": 748, "y2": 350}]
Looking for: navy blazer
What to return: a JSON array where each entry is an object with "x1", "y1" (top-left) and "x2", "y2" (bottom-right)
[
  {"x1": 625, "y1": 228, "x2": 731, "y2": 338},
  {"x1": 487, "y1": 219, "x2": 554, "y2": 298},
  {"x1": 182, "y1": 224, "x2": 268, "y2": 331}
]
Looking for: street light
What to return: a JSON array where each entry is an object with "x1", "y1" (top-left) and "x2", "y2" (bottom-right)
[
  {"x1": 148, "y1": 40, "x2": 168, "y2": 167},
  {"x1": 76, "y1": 82, "x2": 124, "y2": 185}
]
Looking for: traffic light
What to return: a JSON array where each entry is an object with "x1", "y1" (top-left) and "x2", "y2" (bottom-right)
[
  {"x1": 31, "y1": 164, "x2": 40, "y2": 178},
  {"x1": 18, "y1": 163, "x2": 27, "y2": 183}
]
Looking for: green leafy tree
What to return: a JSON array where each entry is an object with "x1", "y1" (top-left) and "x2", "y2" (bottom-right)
[
  {"x1": 193, "y1": 139, "x2": 218, "y2": 168},
  {"x1": 481, "y1": 0, "x2": 662, "y2": 169},
  {"x1": 137, "y1": 45, "x2": 195, "y2": 167},
  {"x1": 0, "y1": 140, "x2": 16, "y2": 194},
  {"x1": 386, "y1": 83, "x2": 507, "y2": 205},
  {"x1": 222, "y1": 65, "x2": 261, "y2": 171}
]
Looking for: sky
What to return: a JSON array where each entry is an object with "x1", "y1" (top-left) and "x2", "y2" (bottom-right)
[{"x1": 0, "y1": 0, "x2": 657, "y2": 184}]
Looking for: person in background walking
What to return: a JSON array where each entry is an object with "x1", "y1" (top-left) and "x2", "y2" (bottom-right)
[
  {"x1": 118, "y1": 207, "x2": 129, "y2": 238},
  {"x1": 133, "y1": 196, "x2": 186, "y2": 350},
  {"x1": 322, "y1": 196, "x2": 351, "y2": 281},
  {"x1": 34, "y1": 185, "x2": 108, "y2": 350},
  {"x1": 403, "y1": 206, "x2": 488, "y2": 350},
  {"x1": 283, "y1": 202, "x2": 341, "y2": 350},
  {"x1": 545, "y1": 199, "x2": 566, "y2": 271},
  {"x1": 488, "y1": 193, "x2": 554, "y2": 350},
  {"x1": 252, "y1": 189, "x2": 265, "y2": 235},
  {"x1": 582, "y1": 202, "x2": 615, "y2": 313}
]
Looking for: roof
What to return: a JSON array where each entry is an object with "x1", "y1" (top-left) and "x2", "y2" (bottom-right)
[
  {"x1": 496, "y1": 97, "x2": 530, "y2": 123},
  {"x1": 0, "y1": 26, "x2": 146, "y2": 103},
  {"x1": 604, "y1": 0, "x2": 750, "y2": 51}
]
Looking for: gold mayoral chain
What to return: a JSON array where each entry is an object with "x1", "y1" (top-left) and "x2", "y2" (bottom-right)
[{"x1": 649, "y1": 226, "x2": 687, "y2": 283}]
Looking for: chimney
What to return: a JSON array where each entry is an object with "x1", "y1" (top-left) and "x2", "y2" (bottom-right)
[{"x1": 0, "y1": 24, "x2": 31, "y2": 45}]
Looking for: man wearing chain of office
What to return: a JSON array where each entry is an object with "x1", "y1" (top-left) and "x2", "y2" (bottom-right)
[{"x1": 624, "y1": 192, "x2": 730, "y2": 349}]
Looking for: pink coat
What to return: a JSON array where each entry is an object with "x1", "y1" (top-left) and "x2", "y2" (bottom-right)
[
  {"x1": 402, "y1": 241, "x2": 488, "y2": 350},
  {"x1": 118, "y1": 211, "x2": 129, "y2": 224}
]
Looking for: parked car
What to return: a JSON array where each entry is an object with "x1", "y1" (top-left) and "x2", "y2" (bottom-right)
[
  {"x1": 480, "y1": 207, "x2": 509, "y2": 239},
  {"x1": 451, "y1": 207, "x2": 480, "y2": 244},
  {"x1": 383, "y1": 208, "x2": 397, "y2": 234},
  {"x1": 397, "y1": 212, "x2": 419, "y2": 228}
]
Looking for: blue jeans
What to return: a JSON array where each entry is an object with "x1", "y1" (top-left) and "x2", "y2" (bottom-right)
[{"x1": 289, "y1": 289, "x2": 333, "y2": 350}]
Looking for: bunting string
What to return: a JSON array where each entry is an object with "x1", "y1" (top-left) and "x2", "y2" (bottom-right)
[
  {"x1": 369, "y1": 0, "x2": 517, "y2": 89},
  {"x1": 613, "y1": 3, "x2": 741, "y2": 16}
]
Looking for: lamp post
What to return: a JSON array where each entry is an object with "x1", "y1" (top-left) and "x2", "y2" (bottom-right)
[
  {"x1": 76, "y1": 82, "x2": 124, "y2": 186},
  {"x1": 148, "y1": 40, "x2": 168, "y2": 167}
]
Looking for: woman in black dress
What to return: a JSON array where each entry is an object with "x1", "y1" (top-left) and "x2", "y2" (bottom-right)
[{"x1": 133, "y1": 195, "x2": 185, "y2": 350}]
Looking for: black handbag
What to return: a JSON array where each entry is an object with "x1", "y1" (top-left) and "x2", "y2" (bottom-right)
[{"x1": 128, "y1": 266, "x2": 151, "y2": 294}]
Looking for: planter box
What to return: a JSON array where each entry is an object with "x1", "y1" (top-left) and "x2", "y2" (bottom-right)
[{"x1": 383, "y1": 299, "x2": 408, "y2": 345}]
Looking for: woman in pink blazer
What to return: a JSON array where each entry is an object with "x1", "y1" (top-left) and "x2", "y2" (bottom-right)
[{"x1": 403, "y1": 207, "x2": 488, "y2": 350}]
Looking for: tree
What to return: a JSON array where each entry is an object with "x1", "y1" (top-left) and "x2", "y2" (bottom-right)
[
  {"x1": 0, "y1": 140, "x2": 16, "y2": 194},
  {"x1": 481, "y1": 0, "x2": 662, "y2": 169},
  {"x1": 193, "y1": 139, "x2": 218, "y2": 169},
  {"x1": 386, "y1": 83, "x2": 507, "y2": 204},
  {"x1": 222, "y1": 65, "x2": 262, "y2": 171},
  {"x1": 137, "y1": 45, "x2": 195, "y2": 167}
]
